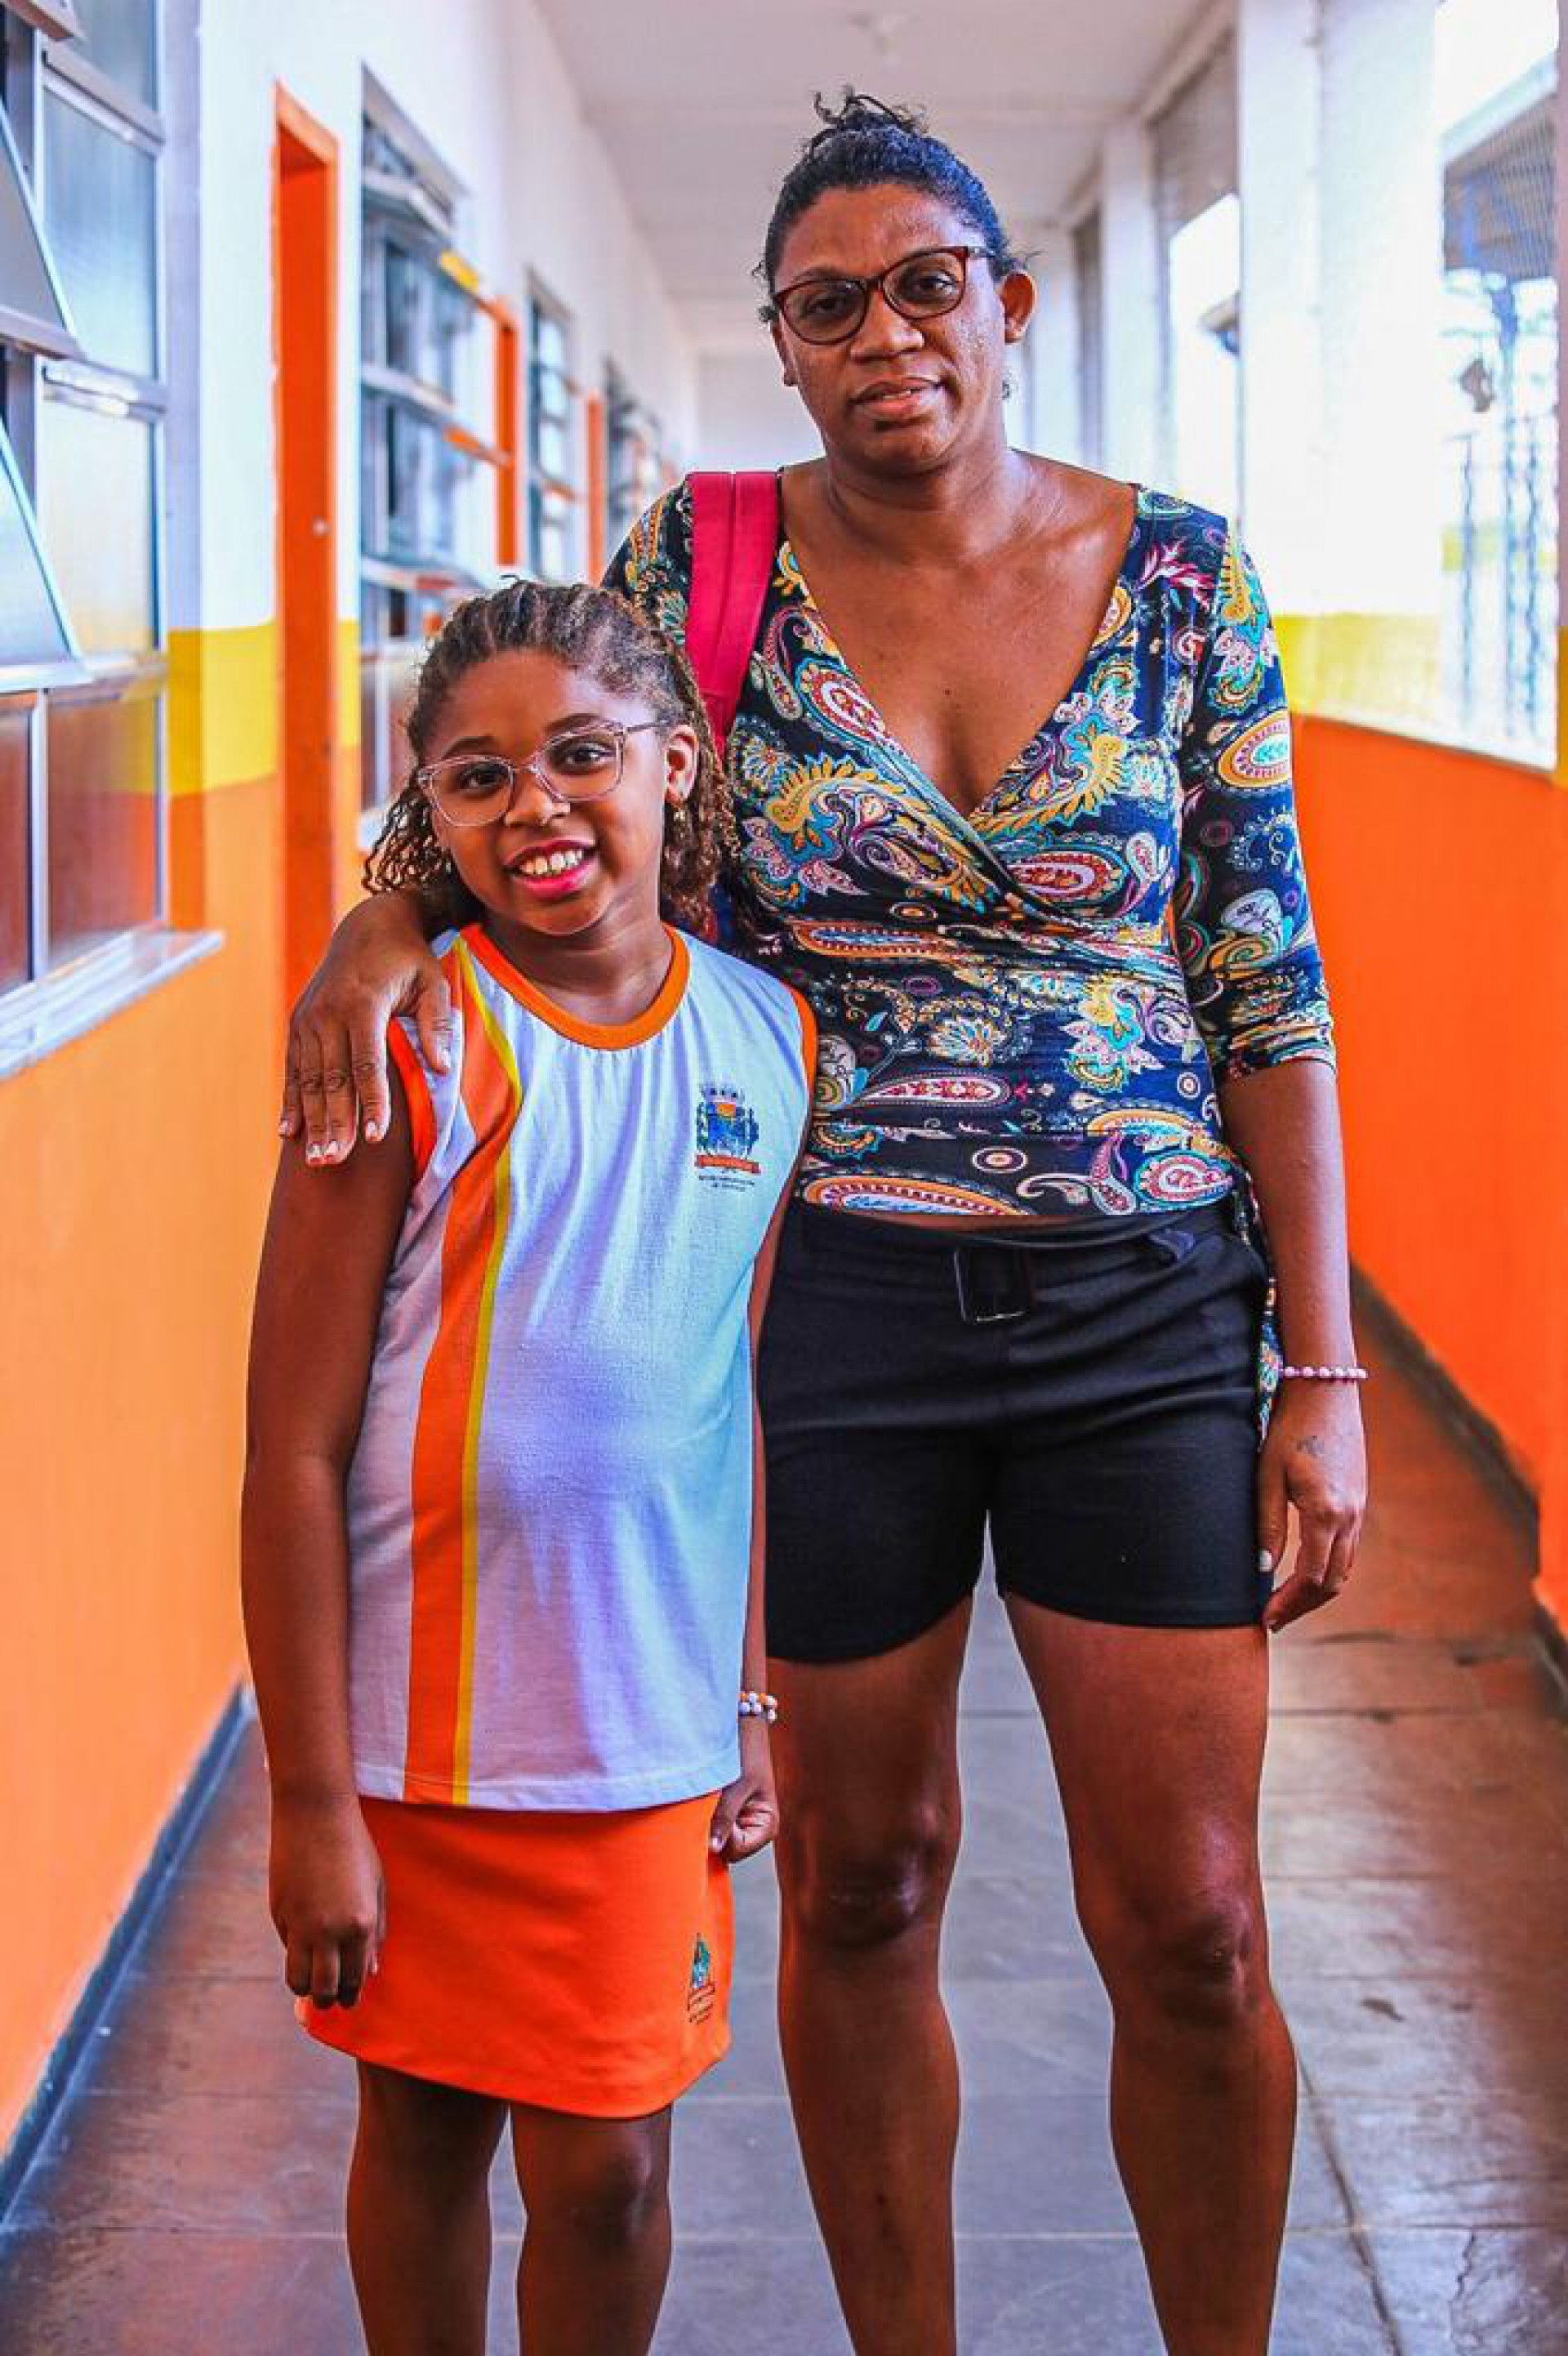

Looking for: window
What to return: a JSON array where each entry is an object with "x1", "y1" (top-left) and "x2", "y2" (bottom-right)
[
  {"x1": 0, "y1": 0, "x2": 167, "y2": 1006},
  {"x1": 359, "y1": 84, "x2": 505, "y2": 813},
  {"x1": 528, "y1": 291, "x2": 577, "y2": 583},
  {"x1": 1438, "y1": 0, "x2": 1557, "y2": 759},
  {"x1": 604, "y1": 363, "x2": 663, "y2": 551}
]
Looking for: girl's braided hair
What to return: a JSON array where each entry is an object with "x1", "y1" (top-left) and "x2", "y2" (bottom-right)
[
  {"x1": 365, "y1": 579, "x2": 734, "y2": 936},
  {"x1": 759, "y1": 91, "x2": 1022, "y2": 311}
]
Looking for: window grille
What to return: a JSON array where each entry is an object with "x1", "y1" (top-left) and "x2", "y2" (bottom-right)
[{"x1": 1441, "y1": 74, "x2": 1557, "y2": 759}]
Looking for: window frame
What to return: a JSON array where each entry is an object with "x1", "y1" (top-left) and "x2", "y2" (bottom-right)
[
  {"x1": 0, "y1": 0, "x2": 180, "y2": 1060},
  {"x1": 527, "y1": 283, "x2": 577, "y2": 583},
  {"x1": 358, "y1": 83, "x2": 503, "y2": 822}
]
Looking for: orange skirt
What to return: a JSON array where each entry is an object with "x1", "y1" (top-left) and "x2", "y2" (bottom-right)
[{"x1": 301, "y1": 1792, "x2": 733, "y2": 2116}]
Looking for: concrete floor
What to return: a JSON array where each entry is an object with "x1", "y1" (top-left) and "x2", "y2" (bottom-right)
[{"x1": 2, "y1": 1329, "x2": 1566, "y2": 2353}]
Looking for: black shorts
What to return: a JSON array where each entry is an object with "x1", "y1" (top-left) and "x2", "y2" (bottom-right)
[{"x1": 758, "y1": 1198, "x2": 1272, "y2": 1662}]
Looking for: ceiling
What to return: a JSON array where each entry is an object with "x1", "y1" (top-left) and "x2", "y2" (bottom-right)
[{"x1": 534, "y1": 0, "x2": 1224, "y2": 347}]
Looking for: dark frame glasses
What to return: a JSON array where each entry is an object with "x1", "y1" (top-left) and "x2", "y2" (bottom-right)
[{"x1": 764, "y1": 243, "x2": 997, "y2": 346}]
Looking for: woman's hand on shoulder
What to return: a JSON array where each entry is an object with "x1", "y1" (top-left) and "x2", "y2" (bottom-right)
[
  {"x1": 1258, "y1": 1381, "x2": 1367, "y2": 1633},
  {"x1": 269, "y1": 1789, "x2": 386, "y2": 2010},
  {"x1": 709, "y1": 1718, "x2": 779, "y2": 1864},
  {"x1": 281, "y1": 893, "x2": 452, "y2": 1167}
]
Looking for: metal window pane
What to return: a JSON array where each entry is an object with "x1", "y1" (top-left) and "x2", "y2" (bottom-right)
[
  {"x1": 46, "y1": 676, "x2": 158, "y2": 966},
  {"x1": 0, "y1": 699, "x2": 30, "y2": 989},
  {"x1": 0, "y1": 417, "x2": 78, "y2": 669},
  {"x1": 67, "y1": 0, "x2": 157, "y2": 109},
  {"x1": 43, "y1": 86, "x2": 157, "y2": 380},
  {"x1": 529, "y1": 480, "x2": 572, "y2": 584},
  {"x1": 0, "y1": 96, "x2": 79, "y2": 358},
  {"x1": 35, "y1": 390, "x2": 155, "y2": 654},
  {"x1": 536, "y1": 408, "x2": 569, "y2": 484}
]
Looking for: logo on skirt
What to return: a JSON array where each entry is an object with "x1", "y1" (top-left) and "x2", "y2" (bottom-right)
[{"x1": 687, "y1": 1934, "x2": 715, "y2": 2024}]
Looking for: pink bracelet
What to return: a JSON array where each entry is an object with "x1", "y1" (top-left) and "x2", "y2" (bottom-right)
[{"x1": 1279, "y1": 1363, "x2": 1368, "y2": 1383}]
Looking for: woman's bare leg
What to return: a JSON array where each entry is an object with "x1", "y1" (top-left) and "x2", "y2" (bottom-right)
[
  {"x1": 770, "y1": 1601, "x2": 971, "y2": 2356},
  {"x1": 1006, "y1": 1602, "x2": 1295, "y2": 2356},
  {"x1": 509, "y1": 2104, "x2": 673, "y2": 2356},
  {"x1": 347, "y1": 2062, "x2": 507, "y2": 2356}
]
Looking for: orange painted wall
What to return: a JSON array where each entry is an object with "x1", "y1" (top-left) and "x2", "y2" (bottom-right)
[
  {"x1": 1292, "y1": 714, "x2": 1568, "y2": 1624},
  {"x1": 0, "y1": 772, "x2": 281, "y2": 2150}
]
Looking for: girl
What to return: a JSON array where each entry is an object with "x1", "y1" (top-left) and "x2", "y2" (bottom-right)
[{"x1": 242, "y1": 582, "x2": 815, "y2": 2356}]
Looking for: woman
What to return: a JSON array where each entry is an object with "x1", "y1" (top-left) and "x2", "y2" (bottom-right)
[{"x1": 284, "y1": 95, "x2": 1365, "y2": 2356}]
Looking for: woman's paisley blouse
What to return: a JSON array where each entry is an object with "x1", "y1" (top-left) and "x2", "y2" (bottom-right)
[{"x1": 606, "y1": 480, "x2": 1334, "y2": 1223}]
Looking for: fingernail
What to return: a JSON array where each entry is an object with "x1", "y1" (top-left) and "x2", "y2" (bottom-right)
[
  {"x1": 277, "y1": 1118, "x2": 290, "y2": 1136},
  {"x1": 306, "y1": 1144, "x2": 322, "y2": 1163},
  {"x1": 1258, "y1": 1550, "x2": 1275, "y2": 1576},
  {"x1": 365, "y1": 1119, "x2": 384, "y2": 1142}
]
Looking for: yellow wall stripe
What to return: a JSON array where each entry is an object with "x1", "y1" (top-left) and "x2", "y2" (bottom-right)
[{"x1": 167, "y1": 616, "x2": 363, "y2": 799}]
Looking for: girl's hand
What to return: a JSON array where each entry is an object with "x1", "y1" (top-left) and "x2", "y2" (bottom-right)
[
  {"x1": 1258, "y1": 1381, "x2": 1367, "y2": 1633},
  {"x1": 709, "y1": 1719, "x2": 779, "y2": 1863},
  {"x1": 269, "y1": 1793, "x2": 386, "y2": 2009},
  {"x1": 281, "y1": 895, "x2": 452, "y2": 1167}
]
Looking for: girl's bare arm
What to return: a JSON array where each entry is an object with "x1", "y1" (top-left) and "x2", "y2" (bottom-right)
[{"x1": 241, "y1": 1060, "x2": 416, "y2": 2002}]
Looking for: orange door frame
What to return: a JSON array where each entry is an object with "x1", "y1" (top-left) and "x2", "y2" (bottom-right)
[{"x1": 273, "y1": 90, "x2": 340, "y2": 1013}]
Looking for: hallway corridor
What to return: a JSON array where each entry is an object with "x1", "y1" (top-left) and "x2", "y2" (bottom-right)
[{"x1": 1, "y1": 1330, "x2": 1563, "y2": 2354}]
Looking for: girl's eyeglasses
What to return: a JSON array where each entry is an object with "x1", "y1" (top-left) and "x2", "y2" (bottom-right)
[
  {"x1": 416, "y1": 721, "x2": 665, "y2": 827},
  {"x1": 766, "y1": 243, "x2": 996, "y2": 346}
]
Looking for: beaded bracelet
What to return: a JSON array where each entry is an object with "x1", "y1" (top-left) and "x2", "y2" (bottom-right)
[
  {"x1": 740, "y1": 1689, "x2": 779, "y2": 1725},
  {"x1": 1280, "y1": 1363, "x2": 1369, "y2": 1383}
]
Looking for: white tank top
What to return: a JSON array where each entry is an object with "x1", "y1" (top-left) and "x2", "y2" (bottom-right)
[{"x1": 345, "y1": 922, "x2": 815, "y2": 1811}]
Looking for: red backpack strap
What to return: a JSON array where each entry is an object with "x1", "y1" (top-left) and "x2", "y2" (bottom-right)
[{"x1": 686, "y1": 471, "x2": 780, "y2": 759}]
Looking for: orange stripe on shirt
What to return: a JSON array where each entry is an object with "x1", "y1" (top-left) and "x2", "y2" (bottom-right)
[{"x1": 403, "y1": 942, "x2": 523, "y2": 1801}]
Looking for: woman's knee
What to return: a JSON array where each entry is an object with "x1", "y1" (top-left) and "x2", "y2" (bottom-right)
[
  {"x1": 1084, "y1": 1884, "x2": 1273, "y2": 2033},
  {"x1": 778, "y1": 1807, "x2": 959, "y2": 1954}
]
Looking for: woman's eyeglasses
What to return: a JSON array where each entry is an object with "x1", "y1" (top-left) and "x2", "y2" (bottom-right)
[
  {"x1": 766, "y1": 243, "x2": 996, "y2": 346},
  {"x1": 416, "y1": 721, "x2": 664, "y2": 827}
]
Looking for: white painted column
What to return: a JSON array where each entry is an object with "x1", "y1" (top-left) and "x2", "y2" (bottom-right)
[
  {"x1": 1236, "y1": 0, "x2": 1325, "y2": 614},
  {"x1": 1098, "y1": 121, "x2": 1162, "y2": 485},
  {"x1": 1315, "y1": 0, "x2": 1444, "y2": 672},
  {"x1": 1017, "y1": 221, "x2": 1080, "y2": 463}
]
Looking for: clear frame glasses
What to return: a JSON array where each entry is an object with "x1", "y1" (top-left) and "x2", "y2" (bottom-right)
[
  {"x1": 767, "y1": 243, "x2": 996, "y2": 346},
  {"x1": 416, "y1": 720, "x2": 665, "y2": 827}
]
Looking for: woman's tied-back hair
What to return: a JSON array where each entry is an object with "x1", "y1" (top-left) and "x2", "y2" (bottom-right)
[
  {"x1": 366, "y1": 580, "x2": 733, "y2": 936},
  {"x1": 759, "y1": 91, "x2": 1022, "y2": 314}
]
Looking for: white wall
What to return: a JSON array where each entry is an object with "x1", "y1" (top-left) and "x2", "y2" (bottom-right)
[
  {"x1": 180, "y1": 0, "x2": 699, "y2": 631},
  {"x1": 694, "y1": 349, "x2": 822, "y2": 472}
]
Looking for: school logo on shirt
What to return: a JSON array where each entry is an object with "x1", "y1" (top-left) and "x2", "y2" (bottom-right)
[
  {"x1": 687, "y1": 1934, "x2": 715, "y2": 2024},
  {"x1": 694, "y1": 1082, "x2": 761, "y2": 1187}
]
